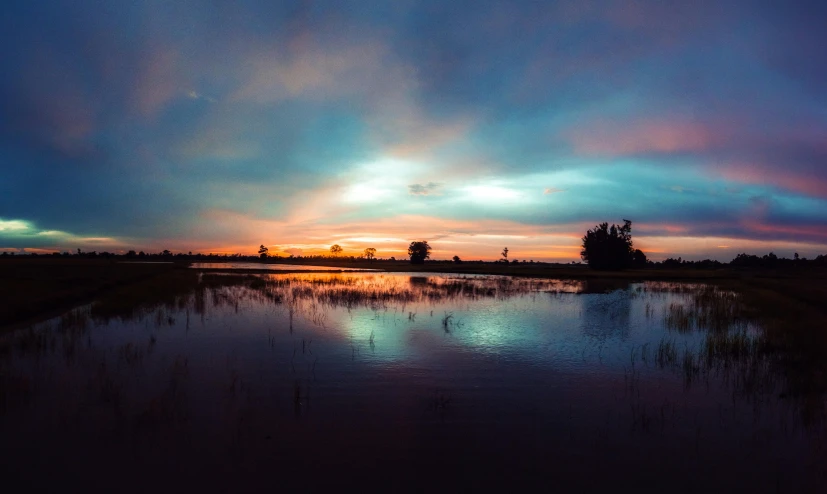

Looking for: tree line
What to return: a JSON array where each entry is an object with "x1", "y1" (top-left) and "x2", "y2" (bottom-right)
[
  {"x1": 578, "y1": 219, "x2": 827, "y2": 270},
  {"x1": 3, "y1": 221, "x2": 826, "y2": 270}
]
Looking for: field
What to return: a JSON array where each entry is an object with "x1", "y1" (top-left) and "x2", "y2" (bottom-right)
[
  {"x1": 0, "y1": 259, "x2": 182, "y2": 330},
  {"x1": 2, "y1": 257, "x2": 826, "y2": 330}
]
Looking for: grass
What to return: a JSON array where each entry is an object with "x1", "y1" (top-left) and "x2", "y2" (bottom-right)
[
  {"x1": 656, "y1": 339, "x2": 679, "y2": 367},
  {"x1": 630, "y1": 275, "x2": 827, "y2": 424},
  {"x1": 442, "y1": 312, "x2": 454, "y2": 333},
  {"x1": 0, "y1": 258, "x2": 185, "y2": 330}
]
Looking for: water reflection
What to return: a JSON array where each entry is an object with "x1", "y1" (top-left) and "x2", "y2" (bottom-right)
[
  {"x1": 190, "y1": 262, "x2": 376, "y2": 271},
  {"x1": 0, "y1": 273, "x2": 825, "y2": 491}
]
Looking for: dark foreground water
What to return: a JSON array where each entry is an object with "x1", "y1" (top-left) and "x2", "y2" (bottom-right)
[{"x1": 1, "y1": 273, "x2": 824, "y2": 492}]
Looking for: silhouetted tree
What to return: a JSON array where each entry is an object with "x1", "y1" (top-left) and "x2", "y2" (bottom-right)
[
  {"x1": 631, "y1": 249, "x2": 647, "y2": 268},
  {"x1": 452, "y1": 255, "x2": 462, "y2": 264},
  {"x1": 501, "y1": 247, "x2": 509, "y2": 263},
  {"x1": 408, "y1": 241, "x2": 431, "y2": 264},
  {"x1": 364, "y1": 247, "x2": 376, "y2": 260},
  {"x1": 258, "y1": 245, "x2": 269, "y2": 259},
  {"x1": 330, "y1": 244, "x2": 343, "y2": 256},
  {"x1": 580, "y1": 219, "x2": 636, "y2": 270}
]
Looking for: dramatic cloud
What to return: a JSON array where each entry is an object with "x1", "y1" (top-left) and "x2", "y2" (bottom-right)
[
  {"x1": 408, "y1": 183, "x2": 442, "y2": 196},
  {"x1": 2, "y1": 0, "x2": 827, "y2": 260},
  {"x1": 0, "y1": 217, "x2": 120, "y2": 252}
]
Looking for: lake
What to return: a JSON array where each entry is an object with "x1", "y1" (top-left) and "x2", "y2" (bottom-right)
[
  {"x1": 190, "y1": 262, "x2": 376, "y2": 271},
  {"x1": 0, "y1": 272, "x2": 823, "y2": 492}
]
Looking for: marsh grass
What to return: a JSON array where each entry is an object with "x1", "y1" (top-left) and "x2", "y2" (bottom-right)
[
  {"x1": 132, "y1": 356, "x2": 191, "y2": 429},
  {"x1": 91, "y1": 270, "x2": 200, "y2": 321},
  {"x1": 4, "y1": 269, "x2": 827, "y2": 446},
  {"x1": 660, "y1": 285, "x2": 745, "y2": 333},
  {"x1": 84, "y1": 274, "x2": 826, "y2": 427},
  {"x1": 86, "y1": 273, "x2": 583, "y2": 330},
  {"x1": 442, "y1": 312, "x2": 454, "y2": 333},
  {"x1": 656, "y1": 339, "x2": 679, "y2": 367},
  {"x1": 635, "y1": 282, "x2": 813, "y2": 408},
  {"x1": 118, "y1": 342, "x2": 145, "y2": 365},
  {"x1": 634, "y1": 280, "x2": 827, "y2": 425}
]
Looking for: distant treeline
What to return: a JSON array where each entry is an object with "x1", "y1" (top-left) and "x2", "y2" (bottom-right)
[
  {"x1": 655, "y1": 252, "x2": 827, "y2": 269},
  {"x1": 2, "y1": 248, "x2": 827, "y2": 269},
  {"x1": 0, "y1": 250, "x2": 405, "y2": 262}
]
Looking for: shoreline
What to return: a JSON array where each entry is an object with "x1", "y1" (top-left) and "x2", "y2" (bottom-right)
[{"x1": 2, "y1": 257, "x2": 825, "y2": 331}]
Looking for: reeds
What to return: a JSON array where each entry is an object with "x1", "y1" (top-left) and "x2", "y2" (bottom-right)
[
  {"x1": 656, "y1": 339, "x2": 678, "y2": 367},
  {"x1": 661, "y1": 285, "x2": 746, "y2": 333}
]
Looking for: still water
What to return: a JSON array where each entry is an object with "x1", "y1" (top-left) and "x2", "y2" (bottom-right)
[
  {"x1": 0, "y1": 273, "x2": 823, "y2": 492},
  {"x1": 190, "y1": 262, "x2": 375, "y2": 271}
]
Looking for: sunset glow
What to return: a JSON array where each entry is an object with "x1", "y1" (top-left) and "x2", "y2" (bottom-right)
[{"x1": 2, "y1": 1, "x2": 826, "y2": 261}]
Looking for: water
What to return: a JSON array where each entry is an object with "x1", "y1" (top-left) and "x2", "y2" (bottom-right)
[
  {"x1": 0, "y1": 273, "x2": 823, "y2": 492},
  {"x1": 190, "y1": 262, "x2": 375, "y2": 271}
]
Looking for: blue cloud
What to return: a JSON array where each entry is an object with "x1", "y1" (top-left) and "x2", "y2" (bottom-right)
[{"x1": 1, "y1": 0, "x2": 826, "y2": 257}]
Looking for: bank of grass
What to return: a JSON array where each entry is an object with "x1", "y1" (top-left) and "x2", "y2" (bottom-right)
[
  {"x1": 0, "y1": 259, "x2": 188, "y2": 330},
  {"x1": 654, "y1": 273, "x2": 827, "y2": 422},
  {"x1": 732, "y1": 277, "x2": 827, "y2": 407}
]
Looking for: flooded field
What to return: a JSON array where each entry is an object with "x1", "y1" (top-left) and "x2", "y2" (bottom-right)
[
  {"x1": 190, "y1": 262, "x2": 375, "y2": 271},
  {"x1": 1, "y1": 272, "x2": 825, "y2": 492}
]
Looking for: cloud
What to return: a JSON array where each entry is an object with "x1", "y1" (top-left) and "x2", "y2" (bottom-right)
[
  {"x1": 187, "y1": 90, "x2": 216, "y2": 102},
  {"x1": 0, "y1": 219, "x2": 29, "y2": 232},
  {"x1": 0, "y1": 217, "x2": 121, "y2": 251},
  {"x1": 2, "y1": 0, "x2": 827, "y2": 261},
  {"x1": 130, "y1": 46, "x2": 184, "y2": 117},
  {"x1": 564, "y1": 118, "x2": 727, "y2": 157},
  {"x1": 668, "y1": 186, "x2": 694, "y2": 194},
  {"x1": 716, "y1": 162, "x2": 827, "y2": 199},
  {"x1": 408, "y1": 182, "x2": 442, "y2": 196}
]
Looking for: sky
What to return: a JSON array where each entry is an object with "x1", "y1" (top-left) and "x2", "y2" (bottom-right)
[{"x1": 2, "y1": 0, "x2": 827, "y2": 261}]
